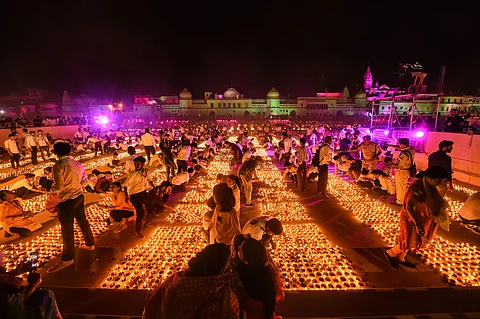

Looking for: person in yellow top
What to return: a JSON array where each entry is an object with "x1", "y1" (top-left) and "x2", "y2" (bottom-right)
[
  {"x1": 389, "y1": 138, "x2": 416, "y2": 206},
  {"x1": 349, "y1": 135, "x2": 382, "y2": 172}
]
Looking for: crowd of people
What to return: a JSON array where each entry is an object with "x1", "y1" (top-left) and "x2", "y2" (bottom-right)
[
  {"x1": 1, "y1": 118, "x2": 480, "y2": 319},
  {"x1": 0, "y1": 116, "x2": 89, "y2": 129}
]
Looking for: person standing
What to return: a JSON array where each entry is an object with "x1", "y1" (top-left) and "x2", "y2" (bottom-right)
[
  {"x1": 48, "y1": 142, "x2": 95, "y2": 273},
  {"x1": 313, "y1": 136, "x2": 333, "y2": 198},
  {"x1": 349, "y1": 135, "x2": 382, "y2": 172},
  {"x1": 123, "y1": 156, "x2": 154, "y2": 238},
  {"x1": 176, "y1": 140, "x2": 191, "y2": 174},
  {"x1": 296, "y1": 137, "x2": 312, "y2": 191},
  {"x1": 25, "y1": 131, "x2": 39, "y2": 165},
  {"x1": 87, "y1": 134, "x2": 102, "y2": 157},
  {"x1": 37, "y1": 129, "x2": 50, "y2": 161},
  {"x1": 74, "y1": 128, "x2": 84, "y2": 143},
  {"x1": 141, "y1": 128, "x2": 156, "y2": 162},
  {"x1": 159, "y1": 134, "x2": 176, "y2": 180},
  {"x1": 428, "y1": 140, "x2": 454, "y2": 198},
  {"x1": 238, "y1": 156, "x2": 260, "y2": 207},
  {"x1": 282, "y1": 132, "x2": 292, "y2": 164},
  {"x1": 391, "y1": 138, "x2": 415, "y2": 206},
  {"x1": 4, "y1": 134, "x2": 21, "y2": 170}
]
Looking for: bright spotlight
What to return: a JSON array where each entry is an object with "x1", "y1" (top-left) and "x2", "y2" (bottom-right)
[
  {"x1": 415, "y1": 131, "x2": 425, "y2": 138},
  {"x1": 384, "y1": 130, "x2": 389, "y2": 135}
]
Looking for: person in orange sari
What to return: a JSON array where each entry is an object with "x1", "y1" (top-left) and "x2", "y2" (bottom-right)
[{"x1": 384, "y1": 166, "x2": 449, "y2": 268}]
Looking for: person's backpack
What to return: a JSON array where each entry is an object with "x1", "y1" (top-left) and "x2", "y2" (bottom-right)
[{"x1": 401, "y1": 150, "x2": 417, "y2": 177}]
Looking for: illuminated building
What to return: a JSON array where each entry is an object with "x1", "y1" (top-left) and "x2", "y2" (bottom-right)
[{"x1": 131, "y1": 86, "x2": 369, "y2": 119}]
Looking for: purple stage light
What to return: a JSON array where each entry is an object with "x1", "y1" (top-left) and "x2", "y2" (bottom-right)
[
  {"x1": 415, "y1": 131, "x2": 425, "y2": 138},
  {"x1": 384, "y1": 130, "x2": 389, "y2": 135}
]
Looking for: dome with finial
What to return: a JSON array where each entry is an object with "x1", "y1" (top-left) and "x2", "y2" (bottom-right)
[
  {"x1": 341, "y1": 86, "x2": 350, "y2": 98},
  {"x1": 223, "y1": 87, "x2": 241, "y2": 99},
  {"x1": 354, "y1": 91, "x2": 367, "y2": 99},
  {"x1": 179, "y1": 88, "x2": 192, "y2": 99},
  {"x1": 267, "y1": 87, "x2": 280, "y2": 98}
]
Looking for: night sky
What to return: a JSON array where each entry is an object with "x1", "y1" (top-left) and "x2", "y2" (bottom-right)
[{"x1": 1, "y1": 1, "x2": 479, "y2": 99}]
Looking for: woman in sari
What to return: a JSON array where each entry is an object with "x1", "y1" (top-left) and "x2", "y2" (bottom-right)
[
  {"x1": 384, "y1": 166, "x2": 449, "y2": 268},
  {"x1": 142, "y1": 243, "x2": 239, "y2": 319}
]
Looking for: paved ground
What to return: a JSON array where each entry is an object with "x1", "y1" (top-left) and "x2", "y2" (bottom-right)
[{"x1": 3, "y1": 150, "x2": 480, "y2": 318}]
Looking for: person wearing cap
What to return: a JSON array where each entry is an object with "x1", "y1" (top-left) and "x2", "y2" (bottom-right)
[
  {"x1": 428, "y1": 140, "x2": 454, "y2": 197},
  {"x1": 390, "y1": 138, "x2": 415, "y2": 206},
  {"x1": 349, "y1": 135, "x2": 382, "y2": 172}
]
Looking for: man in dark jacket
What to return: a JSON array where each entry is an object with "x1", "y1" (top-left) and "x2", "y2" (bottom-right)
[{"x1": 428, "y1": 140, "x2": 454, "y2": 197}]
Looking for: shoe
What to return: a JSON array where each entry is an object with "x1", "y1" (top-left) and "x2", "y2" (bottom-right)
[
  {"x1": 393, "y1": 202, "x2": 403, "y2": 206},
  {"x1": 245, "y1": 203, "x2": 254, "y2": 207},
  {"x1": 114, "y1": 223, "x2": 128, "y2": 233},
  {"x1": 48, "y1": 259, "x2": 74, "y2": 273},
  {"x1": 78, "y1": 244, "x2": 95, "y2": 251},
  {"x1": 136, "y1": 231, "x2": 145, "y2": 238},
  {"x1": 398, "y1": 260, "x2": 417, "y2": 268},
  {"x1": 383, "y1": 250, "x2": 399, "y2": 268}
]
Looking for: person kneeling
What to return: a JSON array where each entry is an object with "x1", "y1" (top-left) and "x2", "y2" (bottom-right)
[
  {"x1": 0, "y1": 190, "x2": 42, "y2": 237},
  {"x1": 104, "y1": 182, "x2": 135, "y2": 233},
  {"x1": 171, "y1": 167, "x2": 194, "y2": 192}
]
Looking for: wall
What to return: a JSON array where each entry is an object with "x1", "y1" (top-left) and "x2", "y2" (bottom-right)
[
  {"x1": 0, "y1": 124, "x2": 105, "y2": 144},
  {"x1": 425, "y1": 132, "x2": 480, "y2": 185}
]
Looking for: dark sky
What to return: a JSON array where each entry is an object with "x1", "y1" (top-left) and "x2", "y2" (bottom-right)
[{"x1": 1, "y1": 1, "x2": 479, "y2": 100}]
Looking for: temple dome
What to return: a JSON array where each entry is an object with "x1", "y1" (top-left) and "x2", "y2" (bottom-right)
[
  {"x1": 179, "y1": 88, "x2": 192, "y2": 99},
  {"x1": 354, "y1": 91, "x2": 367, "y2": 99},
  {"x1": 267, "y1": 87, "x2": 280, "y2": 98},
  {"x1": 223, "y1": 87, "x2": 241, "y2": 98}
]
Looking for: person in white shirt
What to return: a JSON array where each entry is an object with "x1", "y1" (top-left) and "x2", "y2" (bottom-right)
[
  {"x1": 48, "y1": 142, "x2": 95, "y2": 273},
  {"x1": 171, "y1": 167, "x2": 193, "y2": 192},
  {"x1": 149, "y1": 153, "x2": 165, "y2": 169},
  {"x1": 241, "y1": 147, "x2": 256, "y2": 163},
  {"x1": 74, "y1": 128, "x2": 84, "y2": 142},
  {"x1": 123, "y1": 156, "x2": 154, "y2": 238},
  {"x1": 371, "y1": 169, "x2": 396, "y2": 198},
  {"x1": 176, "y1": 140, "x2": 191, "y2": 174},
  {"x1": 36, "y1": 130, "x2": 50, "y2": 161},
  {"x1": 4, "y1": 134, "x2": 21, "y2": 169},
  {"x1": 87, "y1": 134, "x2": 102, "y2": 157},
  {"x1": 124, "y1": 146, "x2": 136, "y2": 175},
  {"x1": 25, "y1": 131, "x2": 39, "y2": 165},
  {"x1": 282, "y1": 132, "x2": 293, "y2": 163},
  {"x1": 11, "y1": 173, "x2": 43, "y2": 199},
  {"x1": 241, "y1": 216, "x2": 283, "y2": 248},
  {"x1": 82, "y1": 128, "x2": 89, "y2": 142},
  {"x1": 141, "y1": 128, "x2": 157, "y2": 162},
  {"x1": 313, "y1": 136, "x2": 333, "y2": 198}
]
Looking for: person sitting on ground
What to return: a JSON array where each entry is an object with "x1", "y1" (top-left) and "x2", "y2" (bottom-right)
[
  {"x1": 143, "y1": 243, "x2": 239, "y2": 319},
  {"x1": 306, "y1": 164, "x2": 318, "y2": 182},
  {"x1": 11, "y1": 174, "x2": 44, "y2": 200},
  {"x1": 93, "y1": 170, "x2": 113, "y2": 193},
  {"x1": 145, "y1": 181, "x2": 173, "y2": 223},
  {"x1": 148, "y1": 152, "x2": 165, "y2": 169},
  {"x1": 0, "y1": 190, "x2": 42, "y2": 237},
  {"x1": 347, "y1": 156, "x2": 362, "y2": 180},
  {"x1": 171, "y1": 167, "x2": 194, "y2": 192},
  {"x1": 0, "y1": 257, "x2": 63, "y2": 319},
  {"x1": 356, "y1": 168, "x2": 375, "y2": 189},
  {"x1": 231, "y1": 237, "x2": 283, "y2": 319},
  {"x1": 371, "y1": 169, "x2": 396, "y2": 199},
  {"x1": 282, "y1": 161, "x2": 298, "y2": 183},
  {"x1": 242, "y1": 216, "x2": 283, "y2": 249},
  {"x1": 334, "y1": 152, "x2": 350, "y2": 175},
  {"x1": 104, "y1": 182, "x2": 135, "y2": 233},
  {"x1": 107, "y1": 152, "x2": 120, "y2": 167}
]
